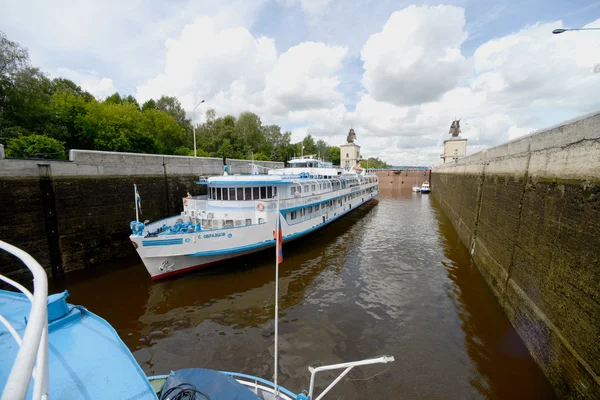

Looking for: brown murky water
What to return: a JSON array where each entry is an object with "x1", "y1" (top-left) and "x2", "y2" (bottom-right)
[{"x1": 51, "y1": 189, "x2": 556, "y2": 399}]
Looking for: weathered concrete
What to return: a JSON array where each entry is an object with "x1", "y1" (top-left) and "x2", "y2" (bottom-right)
[
  {"x1": 0, "y1": 150, "x2": 283, "y2": 280},
  {"x1": 0, "y1": 144, "x2": 4, "y2": 159},
  {"x1": 431, "y1": 111, "x2": 600, "y2": 398}
]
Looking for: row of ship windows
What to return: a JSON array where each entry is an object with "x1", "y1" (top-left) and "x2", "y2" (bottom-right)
[
  {"x1": 287, "y1": 188, "x2": 375, "y2": 221},
  {"x1": 209, "y1": 186, "x2": 278, "y2": 201},
  {"x1": 209, "y1": 178, "x2": 378, "y2": 201}
]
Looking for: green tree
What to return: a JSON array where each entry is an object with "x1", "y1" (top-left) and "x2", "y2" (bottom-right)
[
  {"x1": 326, "y1": 146, "x2": 340, "y2": 165},
  {"x1": 79, "y1": 101, "x2": 158, "y2": 153},
  {"x1": 156, "y1": 95, "x2": 189, "y2": 128},
  {"x1": 301, "y1": 134, "x2": 317, "y2": 156},
  {"x1": 51, "y1": 78, "x2": 94, "y2": 102},
  {"x1": 49, "y1": 91, "x2": 89, "y2": 149},
  {"x1": 103, "y1": 92, "x2": 122, "y2": 105},
  {"x1": 236, "y1": 112, "x2": 264, "y2": 154},
  {"x1": 360, "y1": 156, "x2": 390, "y2": 169},
  {"x1": 2, "y1": 66, "x2": 53, "y2": 133},
  {"x1": 316, "y1": 139, "x2": 328, "y2": 159},
  {"x1": 6, "y1": 134, "x2": 66, "y2": 159},
  {"x1": 141, "y1": 99, "x2": 157, "y2": 112},
  {"x1": 142, "y1": 109, "x2": 187, "y2": 154},
  {"x1": 123, "y1": 95, "x2": 140, "y2": 110}
]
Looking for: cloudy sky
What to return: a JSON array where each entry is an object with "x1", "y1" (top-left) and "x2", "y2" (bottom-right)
[{"x1": 1, "y1": 0, "x2": 600, "y2": 165}]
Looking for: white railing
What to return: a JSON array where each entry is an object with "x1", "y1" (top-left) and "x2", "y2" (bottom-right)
[
  {"x1": 308, "y1": 356, "x2": 395, "y2": 400},
  {"x1": 0, "y1": 240, "x2": 49, "y2": 400}
]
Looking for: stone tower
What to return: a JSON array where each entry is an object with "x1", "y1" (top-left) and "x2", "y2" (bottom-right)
[{"x1": 340, "y1": 128, "x2": 361, "y2": 169}]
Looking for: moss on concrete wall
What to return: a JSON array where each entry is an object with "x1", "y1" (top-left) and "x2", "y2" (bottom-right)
[{"x1": 431, "y1": 111, "x2": 600, "y2": 398}]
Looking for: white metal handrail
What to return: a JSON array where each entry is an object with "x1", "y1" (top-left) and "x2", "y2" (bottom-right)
[
  {"x1": 0, "y1": 240, "x2": 49, "y2": 400},
  {"x1": 308, "y1": 355, "x2": 395, "y2": 400}
]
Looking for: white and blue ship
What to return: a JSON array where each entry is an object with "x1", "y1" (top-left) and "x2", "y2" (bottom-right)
[
  {"x1": 130, "y1": 156, "x2": 379, "y2": 280},
  {"x1": 1, "y1": 240, "x2": 394, "y2": 399}
]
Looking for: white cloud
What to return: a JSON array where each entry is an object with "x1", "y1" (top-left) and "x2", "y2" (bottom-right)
[
  {"x1": 360, "y1": 5, "x2": 469, "y2": 107},
  {"x1": 348, "y1": 16, "x2": 600, "y2": 166},
  {"x1": 136, "y1": 17, "x2": 348, "y2": 129},
  {"x1": 0, "y1": 0, "x2": 268, "y2": 88},
  {"x1": 136, "y1": 16, "x2": 277, "y2": 115},
  {"x1": 55, "y1": 68, "x2": 118, "y2": 99},
  {"x1": 264, "y1": 42, "x2": 347, "y2": 117}
]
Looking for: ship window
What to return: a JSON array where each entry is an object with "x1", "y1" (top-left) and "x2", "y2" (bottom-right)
[
  {"x1": 253, "y1": 187, "x2": 259, "y2": 199},
  {"x1": 274, "y1": 187, "x2": 278, "y2": 197},
  {"x1": 260, "y1": 186, "x2": 267, "y2": 199},
  {"x1": 222, "y1": 188, "x2": 228, "y2": 200},
  {"x1": 216, "y1": 188, "x2": 222, "y2": 200},
  {"x1": 245, "y1": 218, "x2": 252, "y2": 226},
  {"x1": 297, "y1": 186, "x2": 302, "y2": 193},
  {"x1": 311, "y1": 184, "x2": 315, "y2": 191},
  {"x1": 237, "y1": 187, "x2": 244, "y2": 200},
  {"x1": 229, "y1": 188, "x2": 236, "y2": 200},
  {"x1": 290, "y1": 211, "x2": 297, "y2": 220},
  {"x1": 259, "y1": 218, "x2": 265, "y2": 224},
  {"x1": 308, "y1": 206, "x2": 312, "y2": 214},
  {"x1": 245, "y1": 187, "x2": 252, "y2": 200},
  {"x1": 267, "y1": 186, "x2": 273, "y2": 198},
  {"x1": 304, "y1": 185, "x2": 308, "y2": 192},
  {"x1": 290, "y1": 187, "x2": 296, "y2": 195}
]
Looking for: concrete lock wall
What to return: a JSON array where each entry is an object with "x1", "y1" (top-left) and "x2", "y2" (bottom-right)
[
  {"x1": 0, "y1": 150, "x2": 283, "y2": 280},
  {"x1": 375, "y1": 170, "x2": 431, "y2": 190},
  {"x1": 431, "y1": 111, "x2": 600, "y2": 398}
]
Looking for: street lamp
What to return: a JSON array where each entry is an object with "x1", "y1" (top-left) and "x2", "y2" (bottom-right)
[
  {"x1": 192, "y1": 100, "x2": 205, "y2": 157},
  {"x1": 552, "y1": 27, "x2": 600, "y2": 34}
]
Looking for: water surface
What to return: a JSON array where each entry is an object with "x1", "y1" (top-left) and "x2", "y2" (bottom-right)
[{"x1": 52, "y1": 189, "x2": 555, "y2": 399}]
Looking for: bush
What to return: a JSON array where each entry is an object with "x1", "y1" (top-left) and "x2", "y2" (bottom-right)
[{"x1": 6, "y1": 134, "x2": 66, "y2": 159}]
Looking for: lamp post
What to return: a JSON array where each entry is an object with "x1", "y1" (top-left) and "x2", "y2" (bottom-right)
[
  {"x1": 552, "y1": 27, "x2": 600, "y2": 34},
  {"x1": 192, "y1": 100, "x2": 205, "y2": 157}
]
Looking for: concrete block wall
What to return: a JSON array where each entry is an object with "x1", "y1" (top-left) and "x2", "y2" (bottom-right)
[
  {"x1": 431, "y1": 111, "x2": 600, "y2": 398},
  {"x1": 375, "y1": 170, "x2": 431, "y2": 191},
  {"x1": 0, "y1": 150, "x2": 283, "y2": 280}
]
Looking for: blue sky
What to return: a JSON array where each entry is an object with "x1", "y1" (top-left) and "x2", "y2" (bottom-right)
[{"x1": 1, "y1": 0, "x2": 599, "y2": 165}]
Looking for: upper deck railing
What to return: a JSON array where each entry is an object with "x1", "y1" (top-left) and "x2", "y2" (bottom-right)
[{"x1": 0, "y1": 240, "x2": 49, "y2": 400}]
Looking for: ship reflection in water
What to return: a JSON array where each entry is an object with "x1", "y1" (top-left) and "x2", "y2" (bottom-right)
[{"x1": 51, "y1": 188, "x2": 556, "y2": 399}]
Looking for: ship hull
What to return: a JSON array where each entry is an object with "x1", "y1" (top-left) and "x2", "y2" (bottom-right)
[{"x1": 133, "y1": 190, "x2": 378, "y2": 280}]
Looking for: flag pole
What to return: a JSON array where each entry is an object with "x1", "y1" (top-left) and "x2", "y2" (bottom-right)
[
  {"x1": 274, "y1": 191, "x2": 280, "y2": 397},
  {"x1": 134, "y1": 184, "x2": 139, "y2": 222}
]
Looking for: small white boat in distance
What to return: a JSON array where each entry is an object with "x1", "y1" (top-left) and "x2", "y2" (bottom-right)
[
  {"x1": 420, "y1": 181, "x2": 431, "y2": 193},
  {"x1": 412, "y1": 184, "x2": 421, "y2": 193}
]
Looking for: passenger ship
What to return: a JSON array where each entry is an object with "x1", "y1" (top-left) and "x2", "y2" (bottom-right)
[{"x1": 130, "y1": 156, "x2": 379, "y2": 279}]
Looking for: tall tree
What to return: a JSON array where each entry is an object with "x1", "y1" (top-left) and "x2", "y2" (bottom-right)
[
  {"x1": 123, "y1": 95, "x2": 140, "y2": 110},
  {"x1": 49, "y1": 91, "x2": 89, "y2": 149},
  {"x1": 141, "y1": 99, "x2": 157, "y2": 112},
  {"x1": 236, "y1": 111, "x2": 264, "y2": 155},
  {"x1": 2, "y1": 66, "x2": 53, "y2": 133},
  {"x1": 316, "y1": 139, "x2": 328, "y2": 159},
  {"x1": 103, "y1": 92, "x2": 122, "y2": 105},
  {"x1": 301, "y1": 134, "x2": 317, "y2": 156},
  {"x1": 156, "y1": 95, "x2": 188, "y2": 128}
]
